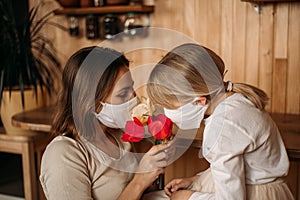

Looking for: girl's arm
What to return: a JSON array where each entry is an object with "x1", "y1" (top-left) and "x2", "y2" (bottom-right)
[{"x1": 164, "y1": 175, "x2": 199, "y2": 196}]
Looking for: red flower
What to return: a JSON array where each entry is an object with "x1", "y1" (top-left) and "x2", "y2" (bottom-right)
[
  {"x1": 147, "y1": 114, "x2": 173, "y2": 140},
  {"x1": 121, "y1": 117, "x2": 145, "y2": 142}
]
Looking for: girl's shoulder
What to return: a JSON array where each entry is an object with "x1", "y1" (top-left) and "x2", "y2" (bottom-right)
[
  {"x1": 222, "y1": 93, "x2": 254, "y2": 108},
  {"x1": 214, "y1": 93, "x2": 263, "y2": 118}
]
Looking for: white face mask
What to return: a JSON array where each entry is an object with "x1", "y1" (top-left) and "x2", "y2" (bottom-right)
[
  {"x1": 164, "y1": 100, "x2": 208, "y2": 130},
  {"x1": 95, "y1": 97, "x2": 138, "y2": 129}
]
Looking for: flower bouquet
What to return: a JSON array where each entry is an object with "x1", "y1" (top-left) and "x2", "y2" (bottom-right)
[{"x1": 121, "y1": 96, "x2": 173, "y2": 190}]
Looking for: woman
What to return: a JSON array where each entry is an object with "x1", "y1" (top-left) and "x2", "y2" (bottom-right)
[
  {"x1": 147, "y1": 43, "x2": 294, "y2": 199},
  {"x1": 40, "y1": 46, "x2": 169, "y2": 200}
]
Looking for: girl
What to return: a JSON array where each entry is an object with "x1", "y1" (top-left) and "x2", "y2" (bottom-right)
[
  {"x1": 147, "y1": 43, "x2": 294, "y2": 200},
  {"x1": 40, "y1": 46, "x2": 169, "y2": 200}
]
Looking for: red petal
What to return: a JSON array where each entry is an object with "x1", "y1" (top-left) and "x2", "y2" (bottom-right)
[
  {"x1": 149, "y1": 121, "x2": 163, "y2": 137},
  {"x1": 133, "y1": 117, "x2": 143, "y2": 126},
  {"x1": 121, "y1": 132, "x2": 131, "y2": 142},
  {"x1": 147, "y1": 114, "x2": 173, "y2": 140},
  {"x1": 123, "y1": 119, "x2": 145, "y2": 142},
  {"x1": 147, "y1": 116, "x2": 152, "y2": 125},
  {"x1": 121, "y1": 132, "x2": 143, "y2": 142}
]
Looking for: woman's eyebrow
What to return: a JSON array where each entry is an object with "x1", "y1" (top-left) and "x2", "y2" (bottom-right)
[{"x1": 117, "y1": 81, "x2": 134, "y2": 93}]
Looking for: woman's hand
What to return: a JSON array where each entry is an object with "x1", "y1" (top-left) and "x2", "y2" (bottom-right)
[
  {"x1": 133, "y1": 143, "x2": 171, "y2": 190},
  {"x1": 118, "y1": 143, "x2": 174, "y2": 200},
  {"x1": 165, "y1": 176, "x2": 197, "y2": 196}
]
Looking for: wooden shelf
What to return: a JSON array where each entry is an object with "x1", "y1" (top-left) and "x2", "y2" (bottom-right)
[{"x1": 54, "y1": 5, "x2": 154, "y2": 15}]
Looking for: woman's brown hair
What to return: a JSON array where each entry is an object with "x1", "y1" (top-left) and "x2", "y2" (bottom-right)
[
  {"x1": 147, "y1": 43, "x2": 269, "y2": 110},
  {"x1": 52, "y1": 46, "x2": 129, "y2": 140}
]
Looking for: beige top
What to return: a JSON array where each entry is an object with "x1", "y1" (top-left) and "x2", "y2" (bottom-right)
[{"x1": 40, "y1": 134, "x2": 135, "y2": 200}]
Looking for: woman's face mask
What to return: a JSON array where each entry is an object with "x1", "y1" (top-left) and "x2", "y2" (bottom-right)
[
  {"x1": 164, "y1": 99, "x2": 208, "y2": 130},
  {"x1": 95, "y1": 96, "x2": 138, "y2": 129}
]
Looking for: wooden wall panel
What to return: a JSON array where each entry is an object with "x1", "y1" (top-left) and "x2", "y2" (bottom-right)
[
  {"x1": 258, "y1": 4, "x2": 274, "y2": 111},
  {"x1": 194, "y1": 0, "x2": 208, "y2": 45},
  {"x1": 274, "y1": 4, "x2": 289, "y2": 59},
  {"x1": 231, "y1": 0, "x2": 247, "y2": 83},
  {"x1": 245, "y1": 3, "x2": 260, "y2": 86},
  {"x1": 272, "y1": 59, "x2": 288, "y2": 112},
  {"x1": 182, "y1": 0, "x2": 196, "y2": 38},
  {"x1": 220, "y1": 0, "x2": 233, "y2": 80},
  {"x1": 206, "y1": 0, "x2": 221, "y2": 54},
  {"x1": 287, "y1": 4, "x2": 300, "y2": 113}
]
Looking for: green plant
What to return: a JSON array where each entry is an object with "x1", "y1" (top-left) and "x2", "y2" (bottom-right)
[{"x1": 0, "y1": 0, "x2": 64, "y2": 108}]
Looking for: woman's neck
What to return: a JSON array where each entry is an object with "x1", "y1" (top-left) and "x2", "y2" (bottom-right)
[{"x1": 92, "y1": 129, "x2": 122, "y2": 159}]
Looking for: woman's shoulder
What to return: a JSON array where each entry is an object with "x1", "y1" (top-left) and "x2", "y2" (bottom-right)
[
  {"x1": 46, "y1": 135, "x2": 82, "y2": 150},
  {"x1": 43, "y1": 135, "x2": 88, "y2": 162}
]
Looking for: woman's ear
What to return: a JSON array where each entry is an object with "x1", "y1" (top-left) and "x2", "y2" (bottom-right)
[{"x1": 193, "y1": 96, "x2": 207, "y2": 106}]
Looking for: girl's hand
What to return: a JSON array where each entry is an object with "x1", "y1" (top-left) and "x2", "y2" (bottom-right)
[
  {"x1": 170, "y1": 190, "x2": 194, "y2": 200},
  {"x1": 164, "y1": 177, "x2": 195, "y2": 196}
]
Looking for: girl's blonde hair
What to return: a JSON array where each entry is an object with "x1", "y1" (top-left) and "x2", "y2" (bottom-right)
[{"x1": 147, "y1": 43, "x2": 269, "y2": 110}]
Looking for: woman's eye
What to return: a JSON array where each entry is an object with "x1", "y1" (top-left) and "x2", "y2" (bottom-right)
[
  {"x1": 118, "y1": 93, "x2": 127, "y2": 98},
  {"x1": 117, "y1": 87, "x2": 134, "y2": 100},
  {"x1": 117, "y1": 91, "x2": 130, "y2": 99}
]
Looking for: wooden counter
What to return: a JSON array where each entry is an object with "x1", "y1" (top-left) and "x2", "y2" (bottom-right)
[{"x1": 11, "y1": 106, "x2": 300, "y2": 160}]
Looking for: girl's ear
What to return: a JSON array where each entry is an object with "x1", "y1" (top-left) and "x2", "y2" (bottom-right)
[{"x1": 193, "y1": 96, "x2": 207, "y2": 106}]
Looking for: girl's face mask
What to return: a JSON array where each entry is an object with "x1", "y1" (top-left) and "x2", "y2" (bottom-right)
[
  {"x1": 164, "y1": 99, "x2": 208, "y2": 130},
  {"x1": 95, "y1": 97, "x2": 138, "y2": 129}
]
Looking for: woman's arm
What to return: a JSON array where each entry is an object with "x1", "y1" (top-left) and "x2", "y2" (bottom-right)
[
  {"x1": 118, "y1": 144, "x2": 169, "y2": 200},
  {"x1": 40, "y1": 138, "x2": 93, "y2": 200}
]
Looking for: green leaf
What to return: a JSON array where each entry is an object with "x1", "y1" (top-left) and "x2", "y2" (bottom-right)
[{"x1": 0, "y1": 0, "x2": 64, "y2": 108}]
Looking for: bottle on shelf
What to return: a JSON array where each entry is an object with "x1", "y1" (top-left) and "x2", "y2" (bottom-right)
[
  {"x1": 93, "y1": 0, "x2": 105, "y2": 7},
  {"x1": 68, "y1": 16, "x2": 79, "y2": 36},
  {"x1": 86, "y1": 14, "x2": 99, "y2": 39},
  {"x1": 103, "y1": 14, "x2": 121, "y2": 39},
  {"x1": 123, "y1": 12, "x2": 148, "y2": 37}
]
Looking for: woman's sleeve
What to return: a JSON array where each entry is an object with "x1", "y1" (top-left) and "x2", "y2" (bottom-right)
[{"x1": 40, "y1": 138, "x2": 93, "y2": 200}]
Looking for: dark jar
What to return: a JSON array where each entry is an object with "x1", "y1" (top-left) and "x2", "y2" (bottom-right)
[
  {"x1": 124, "y1": 12, "x2": 147, "y2": 37},
  {"x1": 68, "y1": 16, "x2": 79, "y2": 36},
  {"x1": 86, "y1": 14, "x2": 99, "y2": 39},
  {"x1": 103, "y1": 14, "x2": 120, "y2": 39}
]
